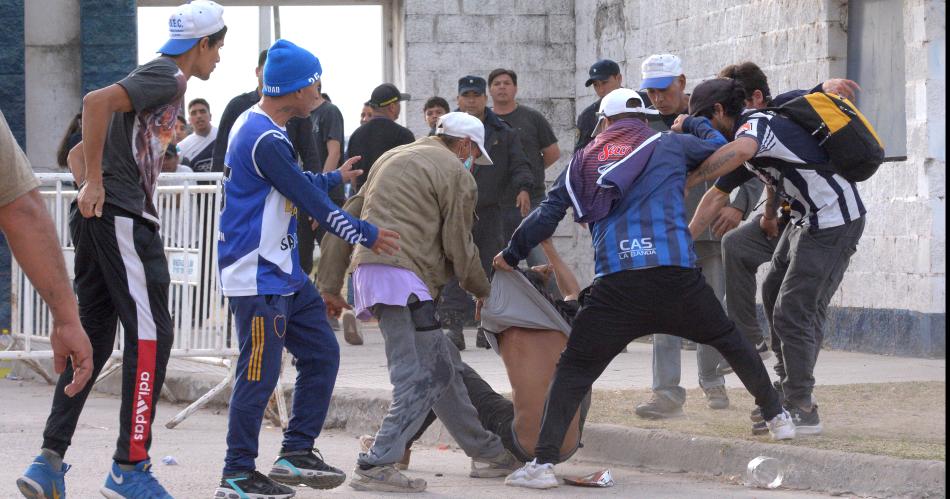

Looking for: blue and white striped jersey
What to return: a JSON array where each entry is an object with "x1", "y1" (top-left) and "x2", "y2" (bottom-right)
[
  {"x1": 716, "y1": 112, "x2": 866, "y2": 229},
  {"x1": 503, "y1": 117, "x2": 727, "y2": 278},
  {"x1": 218, "y1": 106, "x2": 378, "y2": 297}
]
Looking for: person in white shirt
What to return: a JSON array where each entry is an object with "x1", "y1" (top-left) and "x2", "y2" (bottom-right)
[{"x1": 178, "y1": 97, "x2": 217, "y2": 171}]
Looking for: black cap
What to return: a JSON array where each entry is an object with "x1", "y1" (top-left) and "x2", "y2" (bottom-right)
[
  {"x1": 369, "y1": 83, "x2": 411, "y2": 108},
  {"x1": 585, "y1": 59, "x2": 621, "y2": 87},
  {"x1": 688, "y1": 78, "x2": 744, "y2": 117},
  {"x1": 458, "y1": 75, "x2": 487, "y2": 95}
]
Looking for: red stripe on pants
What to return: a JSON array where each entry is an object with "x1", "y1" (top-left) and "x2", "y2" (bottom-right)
[{"x1": 129, "y1": 339, "x2": 157, "y2": 462}]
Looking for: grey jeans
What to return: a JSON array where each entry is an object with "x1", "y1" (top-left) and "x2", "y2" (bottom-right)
[
  {"x1": 651, "y1": 241, "x2": 727, "y2": 404},
  {"x1": 762, "y1": 218, "x2": 864, "y2": 411},
  {"x1": 359, "y1": 298, "x2": 504, "y2": 467},
  {"x1": 721, "y1": 214, "x2": 781, "y2": 345}
]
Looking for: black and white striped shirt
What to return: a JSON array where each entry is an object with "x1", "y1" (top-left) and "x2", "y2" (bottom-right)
[{"x1": 716, "y1": 112, "x2": 866, "y2": 229}]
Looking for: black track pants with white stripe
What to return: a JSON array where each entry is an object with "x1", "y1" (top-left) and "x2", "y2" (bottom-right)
[{"x1": 42, "y1": 204, "x2": 173, "y2": 464}]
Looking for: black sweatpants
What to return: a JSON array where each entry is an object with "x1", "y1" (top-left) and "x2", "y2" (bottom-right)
[
  {"x1": 42, "y1": 204, "x2": 174, "y2": 464},
  {"x1": 533, "y1": 266, "x2": 782, "y2": 464}
]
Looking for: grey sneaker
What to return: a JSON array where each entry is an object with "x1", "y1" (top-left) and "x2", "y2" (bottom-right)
[
  {"x1": 703, "y1": 385, "x2": 730, "y2": 410},
  {"x1": 635, "y1": 393, "x2": 684, "y2": 419},
  {"x1": 342, "y1": 310, "x2": 363, "y2": 345},
  {"x1": 470, "y1": 449, "x2": 522, "y2": 478},
  {"x1": 349, "y1": 465, "x2": 426, "y2": 493}
]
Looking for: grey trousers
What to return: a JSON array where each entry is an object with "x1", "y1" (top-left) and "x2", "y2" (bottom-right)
[
  {"x1": 721, "y1": 214, "x2": 780, "y2": 345},
  {"x1": 762, "y1": 218, "x2": 864, "y2": 411},
  {"x1": 359, "y1": 299, "x2": 505, "y2": 467},
  {"x1": 651, "y1": 241, "x2": 727, "y2": 404}
]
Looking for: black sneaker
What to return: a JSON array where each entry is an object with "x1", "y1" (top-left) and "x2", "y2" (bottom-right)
[
  {"x1": 269, "y1": 448, "x2": 346, "y2": 490},
  {"x1": 215, "y1": 470, "x2": 295, "y2": 499},
  {"x1": 787, "y1": 405, "x2": 822, "y2": 435},
  {"x1": 446, "y1": 327, "x2": 465, "y2": 351},
  {"x1": 750, "y1": 406, "x2": 768, "y2": 435},
  {"x1": 475, "y1": 328, "x2": 491, "y2": 349}
]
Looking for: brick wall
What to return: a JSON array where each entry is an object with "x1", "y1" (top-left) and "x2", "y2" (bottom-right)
[
  {"x1": 402, "y1": 0, "x2": 576, "y2": 179},
  {"x1": 80, "y1": 0, "x2": 138, "y2": 97}
]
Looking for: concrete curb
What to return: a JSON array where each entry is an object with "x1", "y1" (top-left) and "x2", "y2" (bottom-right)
[
  {"x1": 12, "y1": 362, "x2": 946, "y2": 498},
  {"x1": 575, "y1": 424, "x2": 946, "y2": 498}
]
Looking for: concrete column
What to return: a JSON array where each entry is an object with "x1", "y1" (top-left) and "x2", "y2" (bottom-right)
[{"x1": 24, "y1": 0, "x2": 82, "y2": 172}]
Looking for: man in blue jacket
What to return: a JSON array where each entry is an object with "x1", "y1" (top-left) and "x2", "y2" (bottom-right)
[
  {"x1": 496, "y1": 88, "x2": 794, "y2": 490},
  {"x1": 214, "y1": 39, "x2": 399, "y2": 499}
]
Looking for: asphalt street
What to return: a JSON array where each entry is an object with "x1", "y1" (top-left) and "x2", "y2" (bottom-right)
[{"x1": 0, "y1": 379, "x2": 832, "y2": 498}]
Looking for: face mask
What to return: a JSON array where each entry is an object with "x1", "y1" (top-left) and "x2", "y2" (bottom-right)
[{"x1": 459, "y1": 141, "x2": 474, "y2": 170}]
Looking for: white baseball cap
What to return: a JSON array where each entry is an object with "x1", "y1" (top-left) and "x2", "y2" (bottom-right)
[
  {"x1": 159, "y1": 0, "x2": 226, "y2": 56},
  {"x1": 435, "y1": 112, "x2": 493, "y2": 165},
  {"x1": 639, "y1": 54, "x2": 683, "y2": 90},
  {"x1": 592, "y1": 88, "x2": 659, "y2": 136}
]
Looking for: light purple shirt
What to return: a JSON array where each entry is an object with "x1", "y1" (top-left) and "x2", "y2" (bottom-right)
[{"x1": 352, "y1": 264, "x2": 432, "y2": 320}]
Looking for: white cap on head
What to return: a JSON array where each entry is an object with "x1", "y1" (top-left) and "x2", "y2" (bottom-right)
[
  {"x1": 592, "y1": 88, "x2": 659, "y2": 137},
  {"x1": 159, "y1": 0, "x2": 226, "y2": 55},
  {"x1": 639, "y1": 54, "x2": 684, "y2": 90},
  {"x1": 435, "y1": 112, "x2": 493, "y2": 165}
]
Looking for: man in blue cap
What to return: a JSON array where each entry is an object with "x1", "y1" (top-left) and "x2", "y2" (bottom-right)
[
  {"x1": 213, "y1": 39, "x2": 400, "y2": 499},
  {"x1": 635, "y1": 54, "x2": 764, "y2": 420},
  {"x1": 17, "y1": 2, "x2": 226, "y2": 498}
]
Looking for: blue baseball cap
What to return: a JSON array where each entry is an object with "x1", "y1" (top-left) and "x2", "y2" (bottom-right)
[
  {"x1": 458, "y1": 75, "x2": 487, "y2": 95},
  {"x1": 639, "y1": 54, "x2": 684, "y2": 90},
  {"x1": 585, "y1": 59, "x2": 621, "y2": 87},
  {"x1": 262, "y1": 39, "x2": 322, "y2": 97},
  {"x1": 158, "y1": 1, "x2": 225, "y2": 56}
]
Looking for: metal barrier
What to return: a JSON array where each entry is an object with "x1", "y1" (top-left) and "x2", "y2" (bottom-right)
[{"x1": 2, "y1": 172, "x2": 288, "y2": 428}]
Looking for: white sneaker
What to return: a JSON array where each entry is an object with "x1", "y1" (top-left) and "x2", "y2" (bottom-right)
[
  {"x1": 504, "y1": 459, "x2": 558, "y2": 489},
  {"x1": 767, "y1": 409, "x2": 797, "y2": 440}
]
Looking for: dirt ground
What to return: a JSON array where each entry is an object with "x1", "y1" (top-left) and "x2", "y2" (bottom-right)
[{"x1": 587, "y1": 381, "x2": 946, "y2": 461}]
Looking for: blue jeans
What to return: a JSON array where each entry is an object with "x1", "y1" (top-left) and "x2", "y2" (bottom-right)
[
  {"x1": 224, "y1": 283, "x2": 340, "y2": 474},
  {"x1": 651, "y1": 241, "x2": 726, "y2": 405}
]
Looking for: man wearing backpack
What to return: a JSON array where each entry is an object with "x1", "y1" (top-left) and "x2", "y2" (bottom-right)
[
  {"x1": 685, "y1": 78, "x2": 868, "y2": 436},
  {"x1": 714, "y1": 62, "x2": 860, "y2": 386}
]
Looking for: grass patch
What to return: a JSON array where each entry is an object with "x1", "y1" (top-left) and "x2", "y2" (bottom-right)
[{"x1": 587, "y1": 381, "x2": 945, "y2": 461}]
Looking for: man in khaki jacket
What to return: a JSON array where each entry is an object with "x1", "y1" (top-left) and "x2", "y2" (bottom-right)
[{"x1": 317, "y1": 112, "x2": 519, "y2": 493}]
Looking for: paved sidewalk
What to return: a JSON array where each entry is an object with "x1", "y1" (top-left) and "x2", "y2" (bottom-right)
[{"x1": 166, "y1": 326, "x2": 946, "y2": 394}]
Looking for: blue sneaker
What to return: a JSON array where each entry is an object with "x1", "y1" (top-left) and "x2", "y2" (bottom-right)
[
  {"x1": 16, "y1": 455, "x2": 69, "y2": 499},
  {"x1": 100, "y1": 460, "x2": 173, "y2": 499}
]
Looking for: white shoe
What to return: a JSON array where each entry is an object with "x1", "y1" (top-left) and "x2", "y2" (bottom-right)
[
  {"x1": 504, "y1": 459, "x2": 558, "y2": 489},
  {"x1": 767, "y1": 409, "x2": 796, "y2": 440}
]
